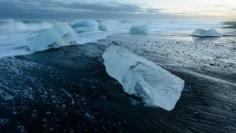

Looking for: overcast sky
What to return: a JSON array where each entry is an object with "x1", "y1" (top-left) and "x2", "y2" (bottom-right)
[{"x1": 0, "y1": 0, "x2": 235, "y2": 19}]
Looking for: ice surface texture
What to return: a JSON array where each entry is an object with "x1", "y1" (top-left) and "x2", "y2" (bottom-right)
[
  {"x1": 129, "y1": 25, "x2": 148, "y2": 35},
  {"x1": 192, "y1": 28, "x2": 221, "y2": 37},
  {"x1": 72, "y1": 20, "x2": 98, "y2": 33},
  {"x1": 98, "y1": 21, "x2": 107, "y2": 31},
  {"x1": 103, "y1": 45, "x2": 185, "y2": 111},
  {"x1": 28, "y1": 23, "x2": 77, "y2": 52}
]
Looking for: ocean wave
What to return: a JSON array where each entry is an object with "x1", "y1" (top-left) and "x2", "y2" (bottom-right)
[{"x1": 0, "y1": 20, "x2": 52, "y2": 34}]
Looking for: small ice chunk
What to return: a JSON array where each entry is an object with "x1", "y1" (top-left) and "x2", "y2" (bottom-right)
[
  {"x1": 192, "y1": 28, "x2": 221, "y2": 37},
  {"x1": 28, "y1": 23, "x2": 77, "y2": 52},
  {"x1": 0, "y1": 119, "x2": 8, "y2": 127},
  {"x1": 103, "y1": 45, "x2": 184, "y2": 111},
  {"x1": 129, "y1": 25, "x2": 148, "y2": 35},
  {"x1": 0, "y1": 85, "x2": 15, "y2": 100},
  {"x1": 0, "y1": 90, "x2": 14, "y2": 100}
]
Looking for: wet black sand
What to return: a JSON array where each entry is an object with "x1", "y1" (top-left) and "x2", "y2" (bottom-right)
[
  {"x1": 0, "y1": 44, "x2": 236, "y2": 133},
  {"x1": 224, "y1": 21, "x2": 236, "y2": 28}
]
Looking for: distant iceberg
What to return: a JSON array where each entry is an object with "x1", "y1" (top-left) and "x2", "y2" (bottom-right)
[
  {"x1": 103, "y1": 45, "x2": 184, "y2": 111},
  {"x1": 192, "y1": 28, "x2": 221, "y2": 37},
  {"x1": 129, "y1": 25, "x2": 148, "y2": 35},
  {"x1": 28, "y1": 23, "x2": 77, "y2": 52},
  {"x1": 98, "y1": 21, "x2": 107, "y2": 31},
  {"x1": 120, "y1": 20, "x2": 130, "y2": 24},
  {"x1": 72, "y1": 20, "x2": 107, "y2": 33},
  {"x1": 72, "y1": 20, "x2": 98, "y2": 33}
]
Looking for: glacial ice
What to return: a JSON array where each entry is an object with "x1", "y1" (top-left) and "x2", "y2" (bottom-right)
[
  {"x1": 98, "y1": 21, "x2": 107, "y2": 31},
  {"x1": 103, "y1": 45, "x2": 185, "y2": 111},
  {"x1": 129, "y1": 25, "x2": 148, "y2": 35},
  {"x1": 192, "y1": 28, "x2": 221, "y2": 37},
  {"x1": 72, "y1": 20, "x2": 98, "y2": 33},
  {"x1": 72, "y1": 20, "x2": 107, "y2": 33},
  {"x1": 28, "y1": 23, "x2": 77, "y2": 52}
]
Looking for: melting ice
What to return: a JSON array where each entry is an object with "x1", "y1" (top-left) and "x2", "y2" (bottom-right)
[
  {"x1": 129, "y1": 25, "x2": 149, "y2": 35},
  {"x1": 103, "y1": 45, "x2": 185, "y2": 111},
  {"x1": 28, "y1": 23, "x2": 77, "y2": 52},
  {"x1": 192, "y1": 28, "x2": 221, "y2": 37}
]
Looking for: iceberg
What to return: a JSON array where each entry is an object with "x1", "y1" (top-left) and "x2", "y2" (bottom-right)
[
  {"x1": 72, "y1": 20, "x2": 108, "y2": 33},
  {"x1": 72, "y1": 20, "x2": 98, "y2": 33},
  {"x1": 28, "y1": 23, "x2": 77, "y2": 52},
  {"x1": 98, "y1": 22, "x2": 107, "y2": 31},
  {"x1": 103, "y1": 45, "x2": 185, "y2": 111},
  {"x1": 192, "y1": 28, "x2": 221, "y2": 37},
  {"x1": 129, "y1": 25, "x2": 148, "y2": 35}
]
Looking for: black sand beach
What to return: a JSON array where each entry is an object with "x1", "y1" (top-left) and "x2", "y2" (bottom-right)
[{"x1": 0, "y1": 34, "x2": 236, "y2": 133}]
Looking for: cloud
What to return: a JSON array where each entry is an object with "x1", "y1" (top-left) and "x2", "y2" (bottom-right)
[
  {"x1": 44, "y1": 1, "x2": 143, "y2": 13},
  {"x1": 0, "y1": 0, "x2": 164, "y2": 19}
]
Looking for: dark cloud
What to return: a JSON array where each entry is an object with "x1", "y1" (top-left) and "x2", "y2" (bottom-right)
[
  {"x1": 44, "y1": 1, "x2": 143, "y2": 13},
  {"x1": 0, "y1": 0, "x2": 167, "y2": 19}
]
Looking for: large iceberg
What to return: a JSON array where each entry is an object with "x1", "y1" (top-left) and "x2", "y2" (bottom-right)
[
  {"x1": 192, "y1": 28, "x2": 221, "y2": 37},
  {"x1": 129, "y1": 25, "x2": 148, "y2": 35},
  {"x1": 103, "y1": 45, "x2": 185, "y2": 111},
  {"x1": 28, "y1": 23, "x2": 77, "y2": 52}
]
